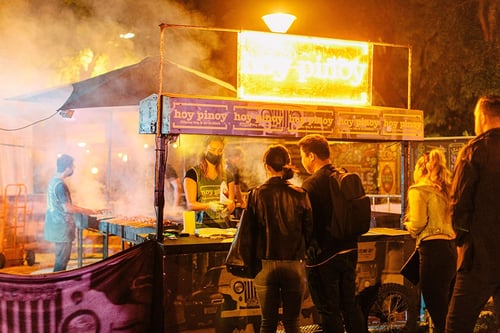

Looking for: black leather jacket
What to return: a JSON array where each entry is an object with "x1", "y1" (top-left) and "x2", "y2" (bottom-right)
[
  {"x1": 451, "y1": 128, "x2": 500, "y2": 279},
  {"x1": 247, "y1": 177, "x2": 313, "y2": 261}
]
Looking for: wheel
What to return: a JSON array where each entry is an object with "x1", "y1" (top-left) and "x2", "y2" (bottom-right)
[
  {"x1": 0, "y1": 252, "x2": 5, "y2": 268},
  {"x1": 367, "y1": 283, "x2": 418, "y2": 332},
  {"x1": 25, "y1": 250, "x2": 36, "y2": 266}
]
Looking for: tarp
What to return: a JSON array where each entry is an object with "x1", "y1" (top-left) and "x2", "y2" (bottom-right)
[
  {"x1": 0, "y1": 240, "x2": 155, "y2": 333},
  {"x1": 11, "y1": 56, "x2": 236, "y2": 112}
]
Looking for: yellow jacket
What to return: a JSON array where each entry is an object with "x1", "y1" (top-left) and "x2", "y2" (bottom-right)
[{"x1": 404, "y1": 183, "x2": 455, "y2": 246}]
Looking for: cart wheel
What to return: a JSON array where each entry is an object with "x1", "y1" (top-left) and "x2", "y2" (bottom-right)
[
  {"x1": 0, "y1": 253, "x2": 5, "y2": 269},
  {"x1": 367, "y1": 283, "x2": 418, "y2": 332},
  {"x1": 25, "y1": 250, "x2": 36, "y2": 266}
]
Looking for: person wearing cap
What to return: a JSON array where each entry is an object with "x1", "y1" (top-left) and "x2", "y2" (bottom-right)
[{"x1": 44, "y1": 154, "x2": 96, "y2": 272}]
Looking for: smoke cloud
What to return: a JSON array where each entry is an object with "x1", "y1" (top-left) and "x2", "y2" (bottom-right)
[{"x1": 0, "y1": 0, "x2": 228, "y2": 218}]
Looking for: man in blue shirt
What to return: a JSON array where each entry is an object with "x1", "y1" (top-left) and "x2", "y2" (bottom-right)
[{"x1": 44, "y1": 154, "x2": 95, "y2": 272}]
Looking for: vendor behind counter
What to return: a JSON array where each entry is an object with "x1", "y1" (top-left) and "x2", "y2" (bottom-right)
[{"x1": 183, "y1": 136, "x2": 236, "y2": 228}]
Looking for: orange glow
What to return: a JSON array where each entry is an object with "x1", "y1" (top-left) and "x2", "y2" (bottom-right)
[
  {"x1": 262, "y1": 13, "x2": 296, "y2": 33},
  {"x1": 237, "y1": 31, "x2": 372, "y2": 106}
]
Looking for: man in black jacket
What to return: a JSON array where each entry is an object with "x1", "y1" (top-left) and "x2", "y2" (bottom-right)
[
  {"x1": 445, "y1": 95, "x2": 500, "y2": 333},
  {"x1": 298, "y1": 134, "x2": 365, "y2": 333}
]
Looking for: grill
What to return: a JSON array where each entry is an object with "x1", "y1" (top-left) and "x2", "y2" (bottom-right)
[{"x1": 243, "y1": 280, "x2": 257, "y2": 303}]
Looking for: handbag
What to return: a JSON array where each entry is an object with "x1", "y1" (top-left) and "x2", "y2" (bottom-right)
[
  {"x1": 225, "y1": 192, "x2": 261, "y2": 278},
  {"x1": 400, "y1": 248, "x2": 420, "y2": 285}
]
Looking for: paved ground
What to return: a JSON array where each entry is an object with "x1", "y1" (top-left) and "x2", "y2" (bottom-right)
[{"x1": 0, "y1": 251, "x2": 102, "y2": 275}]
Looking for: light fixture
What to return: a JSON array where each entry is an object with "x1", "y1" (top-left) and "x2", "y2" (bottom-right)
[
  {"x1": 119, "y1": 32, "x2": 135, "y2": 39},
  {"x1": 59, "y1": 109, "x2": 74, "y2": 118},
  {"x1": 262, "y1": 13, "x2": 296, "y2": 33}
]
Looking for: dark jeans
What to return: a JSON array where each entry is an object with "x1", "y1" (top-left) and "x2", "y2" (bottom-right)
[
  {"x1": 419, "y1": 239, "x2": 457, "y2": 333},
  {"x1": 446, "y1": 267, "x2": 500, "y2": 333},
  {"x1": 254, "y1": 260, "x2": 305, "y2": 333},
  {"x1": 54, "y1": 241, "x2": 72, "y2": 272},
  {"x1": 306, "y1": 250, "x2": 365, "y2": 333}
]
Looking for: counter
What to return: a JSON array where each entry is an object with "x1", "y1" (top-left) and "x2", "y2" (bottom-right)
[{"x1": 154, "y1": 227, "x2": 419, "y2": 333}]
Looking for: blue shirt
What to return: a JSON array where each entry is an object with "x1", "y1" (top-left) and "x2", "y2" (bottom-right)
[{"x1": 44, "y1": 177, "x2": 76, "y2": 242}]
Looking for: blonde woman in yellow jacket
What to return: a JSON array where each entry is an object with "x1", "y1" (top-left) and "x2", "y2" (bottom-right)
[{"x1": 404, "y1": 149, "x2": 456, "y2": 333}]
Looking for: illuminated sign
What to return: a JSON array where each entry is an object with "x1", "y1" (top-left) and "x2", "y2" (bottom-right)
[{"x1": 237, "y1": 31, "x2": 372, "y2": 106}]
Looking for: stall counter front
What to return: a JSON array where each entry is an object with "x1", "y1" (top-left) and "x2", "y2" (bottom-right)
[{"x1": 153, "y1": 227, "x2": 419, "y2": 333}]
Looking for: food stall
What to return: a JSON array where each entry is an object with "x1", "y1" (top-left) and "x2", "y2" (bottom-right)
[
  {"x1": 70, "y1": 25, "x2": 425, "y2": 332},
  {"x1": 140, "y1": 25, "x2": 423, "y2": 332},
  {"x1": 144, "y1": 93, "x2": 422, "y2": 332}
]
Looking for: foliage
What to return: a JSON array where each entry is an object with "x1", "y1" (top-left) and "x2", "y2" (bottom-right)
[{"x1": 367, "y1": 0, "x2": 500, "y2": 136}]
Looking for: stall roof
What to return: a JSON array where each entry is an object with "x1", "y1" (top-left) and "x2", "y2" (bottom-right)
[{"x1": 10, "y1": 56, "x2": 236, "y2": 111}]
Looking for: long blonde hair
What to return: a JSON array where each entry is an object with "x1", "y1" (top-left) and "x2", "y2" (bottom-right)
[{"x1": 413, "y1": 149, "x2": 452, "y2": 196}]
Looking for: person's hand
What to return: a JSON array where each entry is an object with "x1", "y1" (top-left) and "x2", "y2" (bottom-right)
[
  {"x1": 207, "y1": 201, "x2": 224, "y2": 213},
  {"x1": 225, "y1": 200, "x2": 235, "y2": 214}
]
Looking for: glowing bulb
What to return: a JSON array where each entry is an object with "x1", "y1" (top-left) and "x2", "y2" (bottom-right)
[
  {"x1": 122, "y1": 154, "x2": 128, "y2": 162},
  {"x1": 77, "y1": 142, "x2": 87, "y2": 148},
  {"x1": 119, "y1": 32, "x2": 135, "y2": 39},
  {"x1": 91, "y1": 167, "x2": 99, "y2": 174},
  {"x1": 262, "y1": 13, "x2": 296, "y2": 33},
  {"x1": 172, "y1": 142, "x2": 178, "y2": 149},
  {"x1": 143, "y1": 143, "x2": 149, "y2": 149}
]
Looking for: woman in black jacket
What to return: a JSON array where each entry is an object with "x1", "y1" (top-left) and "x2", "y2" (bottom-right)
[{"x1": 247, "y1": 144, "x2": 313, "y2": 333}]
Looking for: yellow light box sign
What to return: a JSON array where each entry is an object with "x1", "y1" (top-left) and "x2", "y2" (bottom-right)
[{"x1": 237, "y1": 31, "x2": 372, "y2": 106}]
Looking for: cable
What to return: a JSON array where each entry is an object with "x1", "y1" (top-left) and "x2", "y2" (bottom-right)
[{"x1": 0, "y1": 110, "x2": 59, "y2": 131}]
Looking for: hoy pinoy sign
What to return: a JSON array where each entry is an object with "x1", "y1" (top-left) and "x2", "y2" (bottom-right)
[{"x1": 237, "y1": 31, "x2": 372, "y2": 106}]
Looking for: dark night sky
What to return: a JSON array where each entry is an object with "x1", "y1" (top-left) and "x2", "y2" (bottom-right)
[{"x1": 0, "y1": 0, "x2": 404, "y2": 118}]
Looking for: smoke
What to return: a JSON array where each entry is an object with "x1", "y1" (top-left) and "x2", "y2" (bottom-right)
[{"x1": 0, "y1": 0, "x2": 228, "y2": 217}]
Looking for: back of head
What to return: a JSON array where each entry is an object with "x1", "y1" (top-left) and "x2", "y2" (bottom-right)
[
  {"x1": 412, "y1": 154, "x2": 429, "y2": 183},
  {"x1": 297, "y1": 134, "x2": 330, "y2": 160},
  {"x1": 477, "y1": 95, "x2": 500, "y2": 118},
  {"x1": 413, "y1": 149, "x2": 451, "y2": 194},
  {"x1": 263, "y1": 144, "x2": 295, "y2": 180},
  {"x1": 428, "y1": 149, "x2": 452, "y2": 194},
  {"x1": 57, "y1": 154, "x2": 74, "y2": 173}
]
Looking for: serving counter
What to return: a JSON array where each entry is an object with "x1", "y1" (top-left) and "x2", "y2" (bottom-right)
[{"x1": 153, "y1": 227, "x2": 419, "y2": 333}]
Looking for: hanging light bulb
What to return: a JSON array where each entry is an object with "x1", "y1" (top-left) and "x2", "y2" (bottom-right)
[{"x1": 262, "y1": 13, "x2": 296, "y2": 33}]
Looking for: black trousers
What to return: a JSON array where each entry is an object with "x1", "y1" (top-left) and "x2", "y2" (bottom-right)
[{"x1": 419, "y1": 239, "x2": 457, "y2": 333}]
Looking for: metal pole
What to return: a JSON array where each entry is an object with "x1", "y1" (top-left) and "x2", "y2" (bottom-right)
[
  {"x1": 400, "y1": 140, "x2": 410, "y2": 229},
  {"x1": 154, "y1": 25, "x2": 168, "y2": 244}
]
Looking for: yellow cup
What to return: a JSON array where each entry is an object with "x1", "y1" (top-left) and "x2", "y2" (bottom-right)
[{"x1": 183, "y1": 211, "x2": 196, "y2": 235}]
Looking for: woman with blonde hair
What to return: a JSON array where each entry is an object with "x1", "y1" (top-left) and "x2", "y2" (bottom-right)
[{"x1": 404, "y1": 149, "x2": 457, "y2": 333}]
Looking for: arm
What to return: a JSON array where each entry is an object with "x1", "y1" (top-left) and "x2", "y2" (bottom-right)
[
  {"x1": 302, "y1": 193, "x2": 314, "y2": 249},
  {"x1": 450, "y1": 148, "x2": 477, "y2": 245},
  {"x1": 404, "y1": 188, "x2": 428, "y2": 237},
  {"x1": 183, "y1": 177, "x2": 211, "y2": 212},
  {"x1": 226, "y1": 181, "x2": 235, "y2": 214},
  {"x1": 56, "y1": 182, "x2": 96, "y2": 215},
  {"x1": 63, "y1": 202, "x2": 96, "y2": 215}
]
